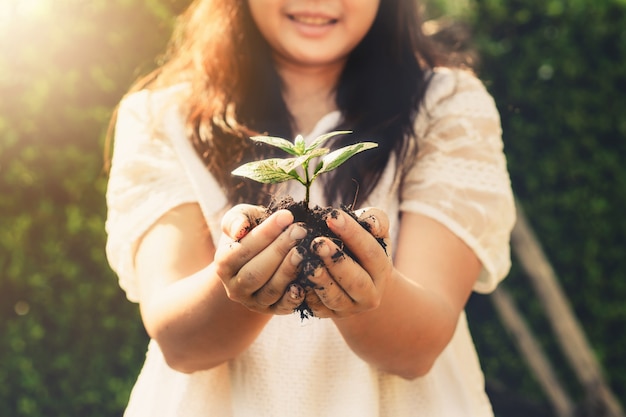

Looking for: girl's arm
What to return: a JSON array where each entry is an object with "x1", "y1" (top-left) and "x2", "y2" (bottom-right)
[
  {"x1": 306, "y1": 208, "x2": 481, "y2": 380},
  {"x1": 135, "y1": 203, "x2": 305, "y2": 373}
]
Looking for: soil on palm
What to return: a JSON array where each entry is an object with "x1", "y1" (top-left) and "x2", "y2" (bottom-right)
[{"x1": 265, "y1": 195, "x2": 386, "y2": 318}]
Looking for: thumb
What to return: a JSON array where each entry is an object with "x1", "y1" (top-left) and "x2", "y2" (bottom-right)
[{"x1": 221, "y1": 204, "x2": 268, "y2": 240}]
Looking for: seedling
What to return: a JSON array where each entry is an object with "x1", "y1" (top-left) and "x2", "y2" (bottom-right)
[
  {"x1": 231, "y1": 131, "x2": 379, "y2": 318},
  {"x1": 231, "y1": 131, "x2": 378, "y2": 205}
]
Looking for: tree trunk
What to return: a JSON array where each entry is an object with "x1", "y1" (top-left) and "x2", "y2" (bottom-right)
[
  {"x1": 511, "y1": 198, "x2": 624, "y2": 417},
  {"x1": 491, "y1": 286, "x2": 575, "y2": 417}
]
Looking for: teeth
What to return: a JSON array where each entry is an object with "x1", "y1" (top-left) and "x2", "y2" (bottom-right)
[{"x1": 291, "y1": 15, "x2": 334, "y2": 25}]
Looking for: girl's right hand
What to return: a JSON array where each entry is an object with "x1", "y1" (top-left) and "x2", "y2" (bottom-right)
[{"x1": 214, "y1": 204, "x2": 307, "y2": 315}]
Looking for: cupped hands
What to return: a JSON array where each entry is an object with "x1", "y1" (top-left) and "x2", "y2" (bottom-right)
[{"x1": 214, "y1": 204, "x2": 392, "y2": 318}]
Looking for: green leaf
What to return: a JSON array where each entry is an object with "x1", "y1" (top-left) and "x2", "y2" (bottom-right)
[
  {"x1": 294, "y1": 135, "x2": 306, "y2": 155},
  {"x1": 305, "y1": 130, "x2": 352, "y2": 153},
  {"x1": 250, "y1": 135, "x2": 299, "y2": 155},
  {"x1": 231, "y1": 159, "x2": 299, "y2": 183},
  {"x1": 232, "y1": 132, "x2": 377, "y2": 202},
  {"x1": 313, "y1": 142, "x2": 378, "y2": 178},
  {"x1": 279, "y1": 148, "x2": 329, "y2": 173}
]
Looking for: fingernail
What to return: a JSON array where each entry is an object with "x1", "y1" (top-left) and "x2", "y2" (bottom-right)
[
  {"x1": 363, "y1": 214, "x2": 380, "y2": 235},
  {"x1": 290, "y1": 224, "x2": 307, "y2": 240},
  {"x1": 327, "y1": 209, "x2": 345, "y2": 227},
  {"x1": 288, "y1": 284, "x2": 303, "y2": 300},
  {"x1": 275, "y1": 210, "x2": 294, "y2": 229},
  {"x1": 290, "y1": 247, "x2": 304, "y2": 266},
  {"x1": 230, "y1": 217, "x2": 249, "y2": 240},
  {"x1": 312, "y1": 238, "x2": 330, "y2": 257},
  {"x1": 313, "y1": 265, "x2": 324, "y2": 278}
]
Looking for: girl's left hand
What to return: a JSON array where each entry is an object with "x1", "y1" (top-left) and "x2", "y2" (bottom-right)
[{"x1": 304, "y1": 208, "x2": 393, "y2": 318}]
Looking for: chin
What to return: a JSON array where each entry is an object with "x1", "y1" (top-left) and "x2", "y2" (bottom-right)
[{"x1": 287, "y1": 51, "x2": 349, "y2": 68}]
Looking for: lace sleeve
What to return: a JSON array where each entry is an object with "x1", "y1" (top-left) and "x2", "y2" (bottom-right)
[
  {"x1": 400, "y1": 69, "x2": 516, "y2": 293},
  {"x1": 105, "y1": 89, "x2": 198, "y2": 302}
]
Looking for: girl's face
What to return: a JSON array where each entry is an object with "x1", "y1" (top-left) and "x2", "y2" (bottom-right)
[{"x1": 247, "y1": 0, "x2": 380, "y2": 70}]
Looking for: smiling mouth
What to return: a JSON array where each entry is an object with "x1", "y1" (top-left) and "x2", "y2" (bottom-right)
[{"x1": 288, "y1": 15, "x2": 338, "y2": 26}]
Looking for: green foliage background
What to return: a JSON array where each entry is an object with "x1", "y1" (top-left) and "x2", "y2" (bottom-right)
[
  {"x1": 461, "y1": 1, "x2": 626, "y2": 415},
  {"x1": 0, "y1": 0, "x2": 624, "y2": 416}
]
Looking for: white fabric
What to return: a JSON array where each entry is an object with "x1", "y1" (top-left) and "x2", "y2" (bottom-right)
[{"x1": 105, "y1": 67, "x2": 516, "y2": 417}]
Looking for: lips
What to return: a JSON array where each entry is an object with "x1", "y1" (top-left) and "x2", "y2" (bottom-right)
[{"x1": 288, "y1": 14, "x2": 338, "y2": 26}]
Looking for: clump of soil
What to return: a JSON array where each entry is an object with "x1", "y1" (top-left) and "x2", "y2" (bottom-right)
[{"x1": 265, "y1": 195, "x2": 386, "y2": 318}]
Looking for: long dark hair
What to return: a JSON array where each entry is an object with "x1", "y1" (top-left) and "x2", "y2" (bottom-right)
[{"x1": 116, "y1": 0, "x2": 470, "y2": 207}]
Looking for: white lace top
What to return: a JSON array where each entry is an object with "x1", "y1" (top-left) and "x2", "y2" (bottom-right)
[{"x1": 105, "y1": 68, "x2": 516, "y2": 417}]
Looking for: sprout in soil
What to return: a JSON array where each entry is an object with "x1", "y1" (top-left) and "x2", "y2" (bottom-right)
[
  {"x1": 231, "y1": 131, "x2": 378, "y2": 206},
  {"x1": 231, "y1": 130, "x2": 379, "y2": 318}
]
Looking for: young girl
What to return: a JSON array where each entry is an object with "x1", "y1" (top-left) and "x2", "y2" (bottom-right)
[{"x1": 105, "y1": 0, "x2": 516, "y2": 416}]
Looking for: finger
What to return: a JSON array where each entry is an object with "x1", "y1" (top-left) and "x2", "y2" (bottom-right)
[
  {"x1": 353, "y1": 207, "x2": 390, "y2": 239},
  {"x1": 254, "y1": 245, "x2": 305, "y2": 308},
  {"x1": 303, "y1": 288, "x2": 334, "y2": 318},
  {"x1": 221, "y1": 204, "x2": 268, "y2": 240},
  {"x1": 232, "y1": 222, "x2": 307, "y2": 296},
  {"x1": 324, "y1": 209, "x2": 392, "y2": 284},
  {"x1": 272, "y1": 283, "x2": 306, "y2": 315},
  {"x1": 215, "y1": 209, "x2": 295, "y2": 280},
  {"x1": 311, "y1": 236, "x2": 379, "y2": 309},
  {"x1": 307, "y1": 263, "x2": 354, "y2": 315}
]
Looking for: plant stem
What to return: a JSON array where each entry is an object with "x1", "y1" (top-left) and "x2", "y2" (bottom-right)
[{"x1": 303, "y1": 160, "x2": 311, "y2": 206}]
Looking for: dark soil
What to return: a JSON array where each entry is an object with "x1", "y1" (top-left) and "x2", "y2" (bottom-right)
[{"x1": 265, "y1": 195, "x2": 386, "y2": 318}]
